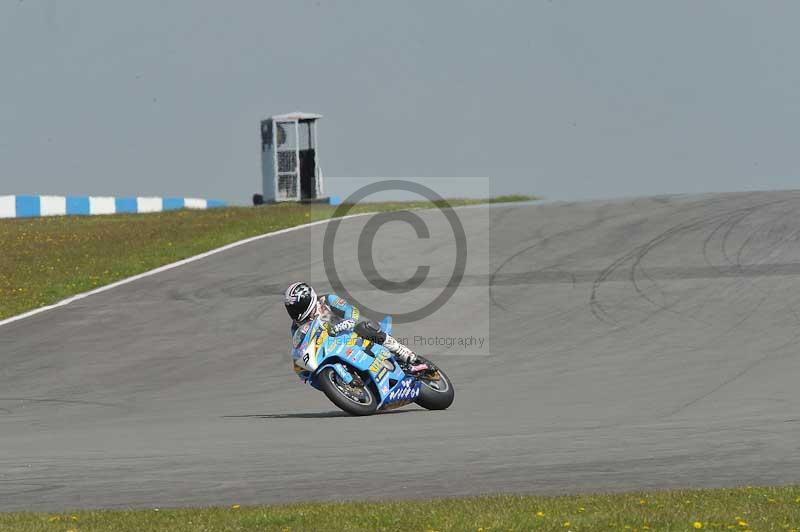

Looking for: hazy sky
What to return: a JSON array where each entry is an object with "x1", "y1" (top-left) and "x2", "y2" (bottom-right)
[{"x1": 1, "y1": 1, "x2": 799, "y2": 203}]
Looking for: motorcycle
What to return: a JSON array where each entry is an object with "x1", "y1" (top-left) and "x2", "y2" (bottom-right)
[{"x1": 291, "y1": 315, "x2": 455, "y2": 416}]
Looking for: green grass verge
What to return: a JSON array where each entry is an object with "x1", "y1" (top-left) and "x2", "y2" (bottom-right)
[
  {"x1": 2, "y1": 487, "x2": 799, "y2": 531},
  {"x1": 0, "y1": 196, "x2": 536, "y2": 320},
  {"x1": 488, "y1": 194, "x2": 537, "y2": 203}
]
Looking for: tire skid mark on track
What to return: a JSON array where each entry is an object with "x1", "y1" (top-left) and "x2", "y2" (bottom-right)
[
  {"x1": 487, "y1": 198, "x2": 704, "y2": 301},
  {"x1": 591, "y1": 211, "x2": 722, "y2": 326},
  {"x1": 663, "y1": 200, "x2": 800, "y2": 417},
  {"x1": 712, "y1": 206, "x2": 791, "y2": 334},
  {"x1": 717, "y1": 203, "x2": 800, "y2": 335},
  {"x1": 672, "y1": 201, "x2": 783, "y2": 327},
  {"x1": 691, "y1": 206, "x2": 761, "y2": 320},
  {"x1": 489, "y1": 262, "x2": 800, "y2": 285},
  {"x1": 591, "y1": 198, "x2": 789, "y2": 327},
  {"x1": 490, "y1": 195, "x2": 736, "y2": 319},
  {"x1": 0, "y1": 481, "x2": 65, "y2": 497},
  {"x1": 584, "y1": 195, "x2": 740, "y2": 325},
  {"x1": 732, "y1": 205, "x2": 800, "y2": 270},
  {"x1": 490, "y1": 218, "x2": 614, "y2": 312},
  {"x1": 665, "y1": 346, "x2": 776, "y2": 419},
  {"x1": 628, "y1": 220, "x2": 711, "y2": 325},
  {"x1": 0, "y1": 397, "x2": 126, "y2": 414},
  {"x1": 490, "y1": 200, "x2": 684, "y2": 315}
]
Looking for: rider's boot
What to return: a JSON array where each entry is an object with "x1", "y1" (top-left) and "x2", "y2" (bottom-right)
[
  {"x1": 383, "y1": 334, "x2": 417, "y2": 363},
  {"x1": 383, "y1": 335, "x2": 429, "y2": 373}
]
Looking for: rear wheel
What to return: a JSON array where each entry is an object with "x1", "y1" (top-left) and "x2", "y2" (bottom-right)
[
  {"x1": 318, "y1": 366, "x2": 378, "y2": 416},
  {"x1": 414, "y1": 356, "x2": 455, "y2": 410}
]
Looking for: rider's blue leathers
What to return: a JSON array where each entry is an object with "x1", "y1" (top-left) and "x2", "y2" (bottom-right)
[{"x1": 290, "y1": 294, "x2": 387, "y2": 345}]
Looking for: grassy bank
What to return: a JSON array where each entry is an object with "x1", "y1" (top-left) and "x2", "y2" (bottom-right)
[
  {"x1": 0, "y1": 196, "x2": 535, "y2": 320},
  {"x1": 2, "y1": 487, "x2": 799, "y2": 531}
]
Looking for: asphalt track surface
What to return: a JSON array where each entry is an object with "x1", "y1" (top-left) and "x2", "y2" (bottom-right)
[{"x1": 2, "y1": 191, "x2": 800, "y2": 511}]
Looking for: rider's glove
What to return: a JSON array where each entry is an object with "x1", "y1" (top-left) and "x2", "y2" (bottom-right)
[{"x1": 329, "y1": 319, "x2": 355, "y2": 335}]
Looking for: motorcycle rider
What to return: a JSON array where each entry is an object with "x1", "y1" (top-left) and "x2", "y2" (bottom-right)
[{"x1": 283, "y1": 281, "x2": 421, "y2": 365}]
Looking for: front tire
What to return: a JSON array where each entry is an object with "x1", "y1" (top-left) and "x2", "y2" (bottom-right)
[
  {"x1": 318, "y1": 366, "x2": 378, "y2": 416},
  {"x1": 414, "y1": 356, "x2": 455, "y2": 410}
]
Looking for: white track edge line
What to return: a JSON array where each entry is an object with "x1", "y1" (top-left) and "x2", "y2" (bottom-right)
[
  {"x1": 0, "y1": 213, "x2": 373, "y2": 329},
  {"x1": 0, "y1": 201, "x2": 541, "y2": 329}
]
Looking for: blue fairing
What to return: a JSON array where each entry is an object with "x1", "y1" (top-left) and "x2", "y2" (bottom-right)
[{"x1": 291, "y1": 316, "x2": 420, "y2": 409}]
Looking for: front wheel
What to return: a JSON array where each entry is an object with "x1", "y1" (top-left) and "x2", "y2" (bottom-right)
[
  {"x1": 414, "y1": 356, "x2": 455, "y2": 410},
  {"x1": 317, "y1": 366, "x2": 378, "y2": 416}
]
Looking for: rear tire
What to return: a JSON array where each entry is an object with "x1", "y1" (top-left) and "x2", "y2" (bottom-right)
[
  {"x1": 318, "y1": 366, "x2": 378, "y2": 416},
  {"x1": 414, "y1": 356, "x2": 455, "y2": 411}
]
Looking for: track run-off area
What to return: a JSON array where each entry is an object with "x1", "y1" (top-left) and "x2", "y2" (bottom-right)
[{"x1": 2, "y1": 191, "x2": 800, "y2": 511}]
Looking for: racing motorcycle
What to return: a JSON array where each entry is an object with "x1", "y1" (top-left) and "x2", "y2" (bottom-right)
[{"x1": 291, "y1": 315, "x2": 455, "y2": 416}]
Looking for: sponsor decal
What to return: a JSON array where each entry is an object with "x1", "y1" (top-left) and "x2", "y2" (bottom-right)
[
  {"x1": 335, "y1": 297, "x2": 346, "y2": 306},
  {"x1": 369, "y1": 353, "x2": 388, "y2": 373},
  {"x1": 315, "y1": 329, "x2": 328, "y2": 348},
  {"x1": 368, "y1": 351, "x2": 397, "y2": 379},
  {"x1": 386, "y1": 378, "x2": 421, "y2": 402}
]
